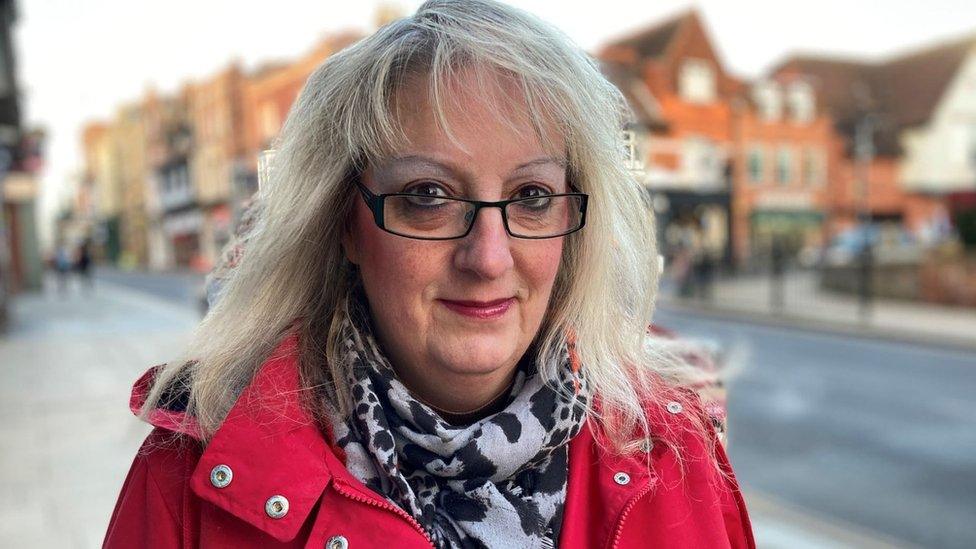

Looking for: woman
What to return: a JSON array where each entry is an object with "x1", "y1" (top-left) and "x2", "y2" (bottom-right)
[{"x1": 105, "y1": 1, "x2": 753, "y2": 547}]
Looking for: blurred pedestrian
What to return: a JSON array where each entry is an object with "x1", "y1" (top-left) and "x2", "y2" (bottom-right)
[
  {"x1": 54, "y1": 241, "x2": 71, "y2": 297},
  {"x1": 75, "y1": 238, "x2": 93, "y2": 293},
  {"x1": 105, "y1": 1, "x2": 753, "y2": 547}
]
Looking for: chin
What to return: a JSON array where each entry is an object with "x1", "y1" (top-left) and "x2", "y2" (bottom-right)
[{"x1": 433, "y1": 335, "x2": 521, "y2": 377}]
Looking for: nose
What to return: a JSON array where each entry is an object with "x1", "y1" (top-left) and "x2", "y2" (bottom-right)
[{"x1": 453, "y1": 206, "x2": 514, "y2": 280}]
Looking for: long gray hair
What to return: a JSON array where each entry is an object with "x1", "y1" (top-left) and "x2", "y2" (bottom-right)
[{"x1": 143, "y1": 0, "x2": 711, "y2": 453}]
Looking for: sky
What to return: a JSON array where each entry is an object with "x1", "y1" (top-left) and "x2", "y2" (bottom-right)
[{"x1": 14, "y1": 0, "x2": 976, "y2": 251}]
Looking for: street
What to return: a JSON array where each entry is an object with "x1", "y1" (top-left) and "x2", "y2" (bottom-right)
[
  {"x1": 0, "y1": 270, "x2": 972, "y2": 547},
  {"x1": 655, "y1": 306, "x2": 976, "y2": 549}
]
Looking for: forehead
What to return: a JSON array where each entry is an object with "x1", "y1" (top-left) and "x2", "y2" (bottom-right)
[{"x1": 383, "y1": 67, "x2": 566, "y2": 167}]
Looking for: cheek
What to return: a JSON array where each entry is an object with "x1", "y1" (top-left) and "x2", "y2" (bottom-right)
[
  {"x1": 350, "y1": 206, "x2": 446, "y2": 310},
  {"x1": 519, "y1": 240, "x2": 564, "y2": 295}
]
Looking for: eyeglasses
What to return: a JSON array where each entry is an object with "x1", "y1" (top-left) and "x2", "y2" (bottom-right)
[{"x1": 355, "y1": 180, "x2": 588, "y2": 240}]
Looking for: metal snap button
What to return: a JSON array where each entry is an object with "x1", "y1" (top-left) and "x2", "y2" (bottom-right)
[
  {"x1": 666, "y1": 401, "x2": 683, "y2": 414},
  {"x1": 326, "y1": 535, "x2": 349, "y2": 549},
  {"x1": 209, "y1": 465, "x2": 233, "y2": 488},
  {"x1": 640, "y1": 439, "x2": 653, "y2": 453},
  {"x1": 613, "y1": 472, "x2": 631, "y2": 485},
  {"x1": 265, "y1": 495, "x2": 289, "y2": 519}
]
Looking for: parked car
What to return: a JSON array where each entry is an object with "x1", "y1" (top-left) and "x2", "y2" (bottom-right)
[{"x1": 822, "y1": 224, "x2": 920, "y2": 267}]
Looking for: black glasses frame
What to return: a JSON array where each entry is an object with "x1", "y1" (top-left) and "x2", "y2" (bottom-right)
[{"x1": 354, "y1": 179, "x2": 588, "y2": 240}]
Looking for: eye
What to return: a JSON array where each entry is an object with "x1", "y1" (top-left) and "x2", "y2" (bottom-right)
[
  {"x1": 515, "y1": 184, "x2": 553, "y2": 200},
  {"x1": 402, "y1": 181, "x2": 450, "y2": 206},
  {"x1": 512, "y1": 184, "x2": 554, "y2": 210}
]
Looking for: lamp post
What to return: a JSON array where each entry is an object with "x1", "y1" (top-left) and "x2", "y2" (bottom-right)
[{"x1": 854, "y1": 114, "x2": 875, "y2": 324}]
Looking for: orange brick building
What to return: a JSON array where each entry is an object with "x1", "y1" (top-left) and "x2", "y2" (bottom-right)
[
  {"x1": 729, "y1": 75, "x2": 836, "y2": 263},
  {"x1": 242, "y1": 32, "x2": 363, "y2": 176},
  {"x1": 772, "y1": 40, "x2": 970, "y2": 241},
  {"x1": 600, "y1": 10, "x2": 743, "y2": 266}
]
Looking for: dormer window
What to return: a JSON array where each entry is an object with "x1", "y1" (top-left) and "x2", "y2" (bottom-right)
[
  {"x1": 679, "y1": 59, "x2": 716, "y2": 104},
  {"x1": 752, "y1": 80, "x2": 782, "y2": 122},
  {"x1": 787, "y1": 81, "x2": 815, "y2": 124}
]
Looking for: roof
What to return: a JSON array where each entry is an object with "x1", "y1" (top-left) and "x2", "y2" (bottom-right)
[
  {"x1": 600, "y1": 61, "x2": 666, "y2": 129},
  {"x1": 604, "y1": 9, "x2": 694, "y2": 59},
  {"x1": 775, "y1": 33, "x2": 976, "y2": 156}
]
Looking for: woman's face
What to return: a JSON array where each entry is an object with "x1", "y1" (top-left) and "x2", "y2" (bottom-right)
[{"x1": 344, "y1": 72, "x2": 567, "y2": 406}]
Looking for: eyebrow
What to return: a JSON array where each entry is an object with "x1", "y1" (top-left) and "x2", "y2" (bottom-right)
[
  {"x1": 384, "y1": 155, "x2": 567, "y2": 175},
  {"x1": 513, "y1": 156, "x2": 567, "y2": 171}
]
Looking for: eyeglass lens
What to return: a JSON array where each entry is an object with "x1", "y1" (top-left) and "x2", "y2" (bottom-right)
[{"x1": 384, "y1": 195, "x2": 583, "y2": 239}]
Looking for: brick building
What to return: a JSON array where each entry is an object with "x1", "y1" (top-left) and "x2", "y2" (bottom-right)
[
  {"x1": 113, "y1": 102, "x2": 149, "y2": 268},
  {"x1": 143, "y1": 87, "x2": 195, "y2": 269},
  {"x1": 188, "y1": 64, "x2": 247, "y2": 270},
  {"x1": 600, "y1": 9, "x2": 743, "y2": 266},
  {"x1": 773, "y1": 34, "x2": 976, "y2": 241},
  {"x1": 729, "y1": 75, "x2": 836, "y2": 263},
  {"x1": 80, "y1": 122, "x2": 121, "y2": 262},
  {"x1": 241, "y1": 32, "x2": 363, "y2": 194}
]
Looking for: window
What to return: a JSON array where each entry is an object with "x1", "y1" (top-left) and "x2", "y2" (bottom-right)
[
  {"x1": 802, "y1": 147, "x2": 825, "y2": 186},
  {"x1": 682, "y1": 136, "x2": 722, "y2": 186},
  {"x1": 776, "y1": 146, "x2": 793, "y2": 185},
  {"x1": 752, "y1": 81, "x2": 782, "y2": 122},
  {"x1": 621, "y1": 130, "x2": 642, "y2": 170},
  {"x1": 748, "y1": 145, "x2": 765, "y2": 183},
  {"x1": 679, "y1": 59, "x2": 717, "y2": 104},
  {"x1": 787, "y1": 81, "x2": 815, "y2": 124}
]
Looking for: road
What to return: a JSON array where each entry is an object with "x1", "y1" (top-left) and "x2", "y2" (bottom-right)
[
  {"x1": 655, "y1": 306, "x2": 976, "y2": 549},
  {"x1": 3, "y1": 269, "x2": 972, "y2": 547}
]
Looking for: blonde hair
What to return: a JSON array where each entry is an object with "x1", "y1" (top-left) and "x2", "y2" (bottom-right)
[{"x1": 143, "y1": 0, "x2": 711, "y2": 453}]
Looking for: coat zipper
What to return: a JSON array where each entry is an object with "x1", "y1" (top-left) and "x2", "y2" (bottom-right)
[
  {"x1": 332, "y1": 479, "x2": 435, "y2": 547},
  {"x1": 608, "y1": 480, "x2": 654, "y2": 549}
]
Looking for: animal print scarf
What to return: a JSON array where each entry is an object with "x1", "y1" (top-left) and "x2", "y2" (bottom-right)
[{"x1": 327, "y1": 296, "x2": 589, "y2": 548}]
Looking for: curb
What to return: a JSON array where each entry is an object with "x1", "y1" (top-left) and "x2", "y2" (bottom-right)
[
  {"x1": 657, "y1": 300, "x2": 976, "y2": 354},
  {"x1": 744, "y1": 491, "x2": 920, "y2": 549}
]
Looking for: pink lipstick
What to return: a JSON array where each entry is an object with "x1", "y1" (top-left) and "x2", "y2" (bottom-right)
[{"x1": 439, "y1": 297, "x2": 515, "y2": 320}]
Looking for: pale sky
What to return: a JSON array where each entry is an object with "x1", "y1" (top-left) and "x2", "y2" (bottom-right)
[{"x1": 15, "y1": 0, "x2": 976, "y2": 250}]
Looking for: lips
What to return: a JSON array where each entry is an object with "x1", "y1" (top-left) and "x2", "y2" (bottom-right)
[{"x1": 439, "y1": 297, "x2": 515, "y2": 320}]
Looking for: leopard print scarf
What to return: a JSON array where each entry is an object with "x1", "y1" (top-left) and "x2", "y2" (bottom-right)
[{"x1": 327, "y1": 297, "x2": 589, "y2": 548}]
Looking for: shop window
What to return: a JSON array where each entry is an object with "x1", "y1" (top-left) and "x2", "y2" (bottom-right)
[{"x1": 679, "y1": 59, "x2": 716, "y2": 104}]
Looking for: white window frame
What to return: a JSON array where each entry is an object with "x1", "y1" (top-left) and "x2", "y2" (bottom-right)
[
  {"x1": 679, "y1": 58, "x2": 717, "y2": 104},
  {"x1": 753, "y1": 81, "x2": 783, "y2": 122},
  {"x1": 787, "y1": 81, "x2": 815, "y2": 124}
]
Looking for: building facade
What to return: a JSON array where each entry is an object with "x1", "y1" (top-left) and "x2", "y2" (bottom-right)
[
  {"x1": 600, "y1": 10, "x2": 741, "y2": 267},
  {"x1": 730, "y1": 76, "x2": 835, "y2": 263}
]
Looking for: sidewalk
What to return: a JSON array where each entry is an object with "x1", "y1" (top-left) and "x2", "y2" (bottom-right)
[
  {"x1": 0, "y1": 277, "x2": 198, "y2": 548},
  {"x1": 0, "y1": 274, "x2": 917, "y2": 547},
  {"x1": 659, "y1": 270, "x2": 976, "y2": 351},
  {"x1": 745, "y1": 492, "x2": 919, "y2": 549}
]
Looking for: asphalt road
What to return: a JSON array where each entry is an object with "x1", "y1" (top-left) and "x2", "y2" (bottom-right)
[
  {"x1": 93, "y1": 267, "x2": 205, "y2": 309},
  {"x1": 654, "y1": 306, "x2": 976, "y2": 549},
  {"x1": 89, "y1": 269, "x2": 976, "y2": 547}
]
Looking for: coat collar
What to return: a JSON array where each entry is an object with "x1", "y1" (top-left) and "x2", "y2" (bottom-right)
[
  {"x1": 133, "y1": 334, "x2": 339, "y2": 542},
  {"x1": 187, "y1": 334, "x2": 338, "y2": 542},
  {"x1": 132, "y1": 333, "x2": 679, "y2": 545}
]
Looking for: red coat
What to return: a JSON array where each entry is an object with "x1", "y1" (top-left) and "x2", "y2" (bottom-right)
[{"x1": 105, "y1": 335, "x2": 754, "y2": 548}]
